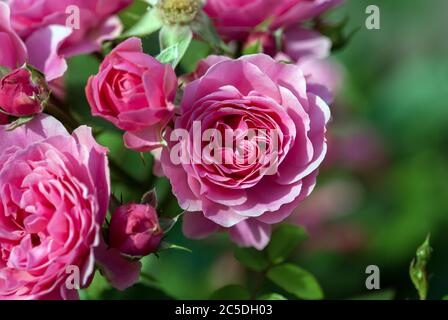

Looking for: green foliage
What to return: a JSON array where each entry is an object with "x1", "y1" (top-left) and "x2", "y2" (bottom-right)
[
  {"x1": 267, "y1": 264, "x2": 324, "y2": 300},
  {"x1": 243, "y1": 40, "x2": 263, "y2": 55},
  {"x1": 190, "y1": 12, "x2": 230, "y2": 55},
  {"x1": 180, "y1": 40, "x2": 211, "y2": 73},
  {"x1": 409, "y1": 235, "x2": 432, "y2": 300},
  {"x1": 158, "y1": 25, "x2": 193, "y2": 68},
  {"x1": 159, "y1": 241, "x2": 192, "y2": 253},
  {"x1": 210, "y1": 285, "x2": 251, "y2": 300},
  {"x1": 6, "y1": 116, "x2": 34, "y2": 131},
  {"x1": 258, "y1": 293, "x2": 287, "y2": 300},
  {"x1": 234, "y1": 247, "x2": 269, "y2": 272},
  {"x1": 350, "y1": 289, "x2": 396, "y2": 300},
  {"x1": 119, "y1": 0, "x2": 151, "y2": 31},
  {"x1": 231, "y1": 225, "x2": 323, "y2": 300},
  {"x1": 267, "y1": 224, "x2": 307, "y2": 264},
  {"x1": 122, "y1": 7, "x2": 163, "y2": 38}
]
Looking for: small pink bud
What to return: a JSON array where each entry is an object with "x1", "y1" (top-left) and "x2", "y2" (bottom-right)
[
  {"x1": 109, "y1": 204, "x2": 163, "y2": 257},
  {"x1": 0, "y1": 67, "x2": 49, "y2": 117}
]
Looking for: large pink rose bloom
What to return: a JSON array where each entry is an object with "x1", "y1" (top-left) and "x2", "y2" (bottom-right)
[
  {"x1": 204, "y1": 0, "x2": 342, "y2": 40},
  {"x1": 161, "y1": 54, "x2": 330, "y2": 249},
  {"x1": 0, "y1": 115, "x2": 110, "y2": 300},
  {"x1": 6, "y1": 0, "x2": 132, "y2": 80},
  {"x1": 86, "y1": 37, "x2": 178, "y2": 152},
  {"x1": 0, "y1": 2, "x2": 27, "y2": 69}
]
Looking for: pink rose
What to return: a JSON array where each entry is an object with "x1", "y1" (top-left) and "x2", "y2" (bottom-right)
[
  {"x1": 204, "y1": 0, "x2": 342, "y2": 41},
  {"x1": 161, "y1": 54, "x2": 330, "y2": 249},
  {"x1": 6, "y1": 0, "x2": 132, "y2": 80},
  {"x1": 86, "y1": 37, "x2": 178, "y2": 152},
  {"x1": 0, "y1": 115, "x2": 110, "y2": 299},
  {"x1": 0, "y1": 2, "x2": 27, "y2": 69},
  {"x1": 204, "y1": 0, "x2": 279, "y2": 41},
  {"x1": 271, "y1": 0, "x2": 344, "y2": 30},
  {"x1": 109, "y1": 204, "x2": 163, "y2": 257},
  {"x1": 0, "y1": 67, "x2": 48, "y2": 117}
]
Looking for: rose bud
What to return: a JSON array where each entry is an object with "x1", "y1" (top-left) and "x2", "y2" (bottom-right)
[
  {"x1": 109, "y1": 204, "x2": 163, "y2": 257},
  {"x1": 86, "y1": 37, "x2": 177, "y2": 152},
  {"x1": 0, "y1": 66, "x2": 49, "y2": 117}
]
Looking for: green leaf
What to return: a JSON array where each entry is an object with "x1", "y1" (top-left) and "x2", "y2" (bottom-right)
[
  {"x1": 159, "y1": 25, "x2": 193, "y2": 68},
  {"x1": 267, "y1": 264, "x2": 323, "y2": 300},
  {"x1": 258, "y1": 293, "x2": 287, "y2": 300},
  {"x1": 210, "y1": 285, "x2": 250, "y2": 300},
  {"x1": 156, "y1": 44, "x2": 179, "y2": 65},
  {"x1": 409, "y1": 234, "x2": 432, "y2": 300},
  {"x1": 122, "y1": 7, "x2": 163, "y2": 38},
  {"x1": 267, "y1": 224, "x2": 307, "y2": 264},
  {"x1": 442, "y1": 295, "x2": 448, "y2": 300},
  {"x1": 79, "y1": 271, "x2": 111, "y2": 300},
  {"x1": 190, "y1": 12, "x2": 231, "y2": 55},
  {"x1": 350, "y1": 289, "x2": 396, "y2": 300},
  {"x1": 234, "y1": 247, "x2": 269, "y2": 272},
  {"x1": 0, "y1": 66, "x2": 10, "y2": 77},
  {"x1": 6, "y1": 116, "x2": 34, "y2": 131},
  {"x1": 180, "y1": 40, "x2": 211, "y2": 73},
  {"x1": 159, "y1": 241, "x2": 192, "y2": 253},
  {"x1": 243, "y1": 39, "x2": 263, "y2": 55}
]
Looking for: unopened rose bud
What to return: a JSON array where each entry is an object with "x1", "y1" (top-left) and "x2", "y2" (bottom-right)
[
  {"x1": 157, "y1": 0, "x2": 202, "y2": 25},
  {"x1": 0, "y1": 66, "x2": 49, "y2": 117},
  {"x1": 109, "y1": 203, "x2": 163, "y2": 257}
]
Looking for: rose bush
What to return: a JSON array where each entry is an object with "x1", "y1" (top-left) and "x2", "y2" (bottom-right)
[
  {"x1": 0, "y1": 115, "x2": 109, "y2": 299},
  {"x1": 161, "y1": 54, "x2": 330, "y2": 249},
  {"x1": 86, "y1": 37, "x2": 178, "y2": 152}
]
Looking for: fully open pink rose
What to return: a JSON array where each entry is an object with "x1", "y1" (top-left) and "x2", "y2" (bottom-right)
[
  {"x1": 109, "y1": 204, "x2": 163, "y2": 257},
  {"x1": 0, "y1": 115, "x2": 110, "y2": 300},
  {"x1": 86, "y1": 37, "x2": 178, "y2": 152},
  {"x1": 6, "y1": 0, "x2": 132, "y2": 80},
  {"x1": 204, "y1": 0, "x2": 342, "y2": 41},
  {"x1": 0, "y1": 2, "x2": 27, "y2": 69},
  {"x1": 0, "y1": 67, "x2": 48, "y2": 117},
  {"x1": 161, "y1": 54, "x2": 330, "y2": 249}
]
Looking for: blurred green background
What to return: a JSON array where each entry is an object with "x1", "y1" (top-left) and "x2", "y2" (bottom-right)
[{"x1": 68, "y1": 0, "x2": 448, "y2": 299}]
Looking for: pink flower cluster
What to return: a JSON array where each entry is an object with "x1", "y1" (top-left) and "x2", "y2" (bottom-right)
[
  {"x1": 1, "y1": 0, "x2": 131, "y2": 81},
  {"x1": 0, "y1": 0, "x2": 344, "y2": 300}
]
